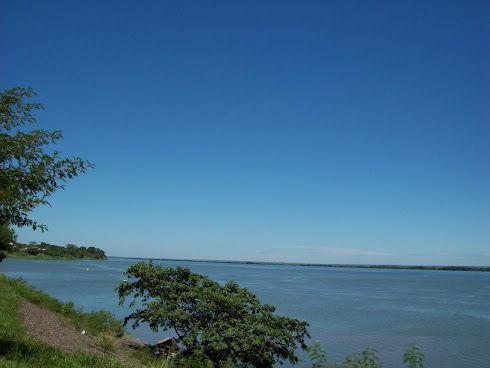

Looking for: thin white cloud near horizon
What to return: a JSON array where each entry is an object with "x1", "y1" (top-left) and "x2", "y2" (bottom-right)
[{"x1": 251, "y1": 245, "x2": 489, "y2": 266}]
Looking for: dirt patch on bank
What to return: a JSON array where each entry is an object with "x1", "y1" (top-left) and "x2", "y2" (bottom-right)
[
  {"x1": 20, "y1": 300, "x2": 102, "y2": 354},
  {"x1": 19, "y1": 301, "x2": 144, "y2": 364}
]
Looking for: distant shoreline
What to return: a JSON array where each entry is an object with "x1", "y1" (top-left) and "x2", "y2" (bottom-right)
[
  {"x1": 7, "y1": 243, "x2": 107, "y2": 261},
  {"x1": 7, "y1": 253, "x2": 107, "y2": 261},
  {"x1": 108, "y1": 256, "x2": 490, "y2": 272}
]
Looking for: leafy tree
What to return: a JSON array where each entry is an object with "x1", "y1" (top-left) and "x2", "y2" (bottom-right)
[
  {"x1": 0, "y1": 223, "x2": 17, "y2": 261},
  {"x1": 26, "y1": 247, "x2": 40, "y2": 256},
  {"x1": 116, "y1": 261, "x2": 310, "y2": 368},
  {"x1": 0, "y1": 87, "x2": 94, "y2": 261}
]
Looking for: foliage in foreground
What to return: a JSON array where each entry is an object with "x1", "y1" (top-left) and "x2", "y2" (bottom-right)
[
  {"x1": 307, "y1": 341, "x2": 425, "y2": 368},
  {"x1": 403, "y1": 344, "x2": 425, "y2": 368},
  {"x1": 116, "y1": 261, "x2": 310, "y2": 368},
  {"x1": 0, "y1": 86, "x2": 94, "y2": 262},
  {"x1": 0, "y1": 223, "x2": 17, "y2": 261}
]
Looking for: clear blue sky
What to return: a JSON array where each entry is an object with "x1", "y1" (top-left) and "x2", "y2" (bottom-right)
[{"x1": 1, "y1": 1, "x2": 488, "y2": 265}]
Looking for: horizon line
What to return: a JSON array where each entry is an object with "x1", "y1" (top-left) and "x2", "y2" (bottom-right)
[{"x1": 107, "y1": 256, "x2": 490, "y2": 271}]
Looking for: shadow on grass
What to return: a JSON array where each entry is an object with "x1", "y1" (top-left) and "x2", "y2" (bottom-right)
[{"x1": 0, "y1": 336, "x2": 57, "y2": 359}]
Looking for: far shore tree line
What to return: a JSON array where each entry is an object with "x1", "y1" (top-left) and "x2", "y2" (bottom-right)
[{"x1": 8, "y1": 241, "x2": 106, "y2": 260}]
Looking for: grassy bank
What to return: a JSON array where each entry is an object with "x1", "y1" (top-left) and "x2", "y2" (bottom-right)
[{"x1": 0, "y1": 274, "x2": 171, "y2": 368}]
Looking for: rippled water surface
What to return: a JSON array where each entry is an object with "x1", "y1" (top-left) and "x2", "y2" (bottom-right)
[{"x1": 2, "y1": 257, "x2": 489, "y2": 367}]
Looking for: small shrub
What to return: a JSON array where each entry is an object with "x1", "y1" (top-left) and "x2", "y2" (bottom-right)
[
  {"x1": 403, "y1": 344, "x2": 425, "y2": 368},
  {"x1": 94, "y1": 335, "x2": 116, "y2": 353},
  {"x1": 71, "y1": 309, "x2": 125, "y2": 336},
  {"x1": 27, "y1": 248, "x2": 40, "y2": 255},
  {"x1": 62, "y1": 301, "x2": 75, "y2": 315},
  {"x1": 343, "y1": 347, "x2": 382, "y2": 368},
  {"x1": 307, "y1": 340, "x2": 328, "y2": 368},
  {"x1": 147, "y1": 356, "x2": 176, "y2": 368}
]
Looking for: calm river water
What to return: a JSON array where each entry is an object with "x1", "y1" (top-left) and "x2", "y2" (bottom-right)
[{"x1": 1, "y1": 257, "x2": 489, "y2": 367}]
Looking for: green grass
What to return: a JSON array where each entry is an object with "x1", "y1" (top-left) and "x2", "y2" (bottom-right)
[
  {"x1": 0, "y1": 274, "x2": 172, "y2": 368},
  {"x1": 0, "y1": 274, "x2": 127, "y2": 367},
  {"x1": 0, "y1": 276, "x2": 123, "y2": 336}
]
